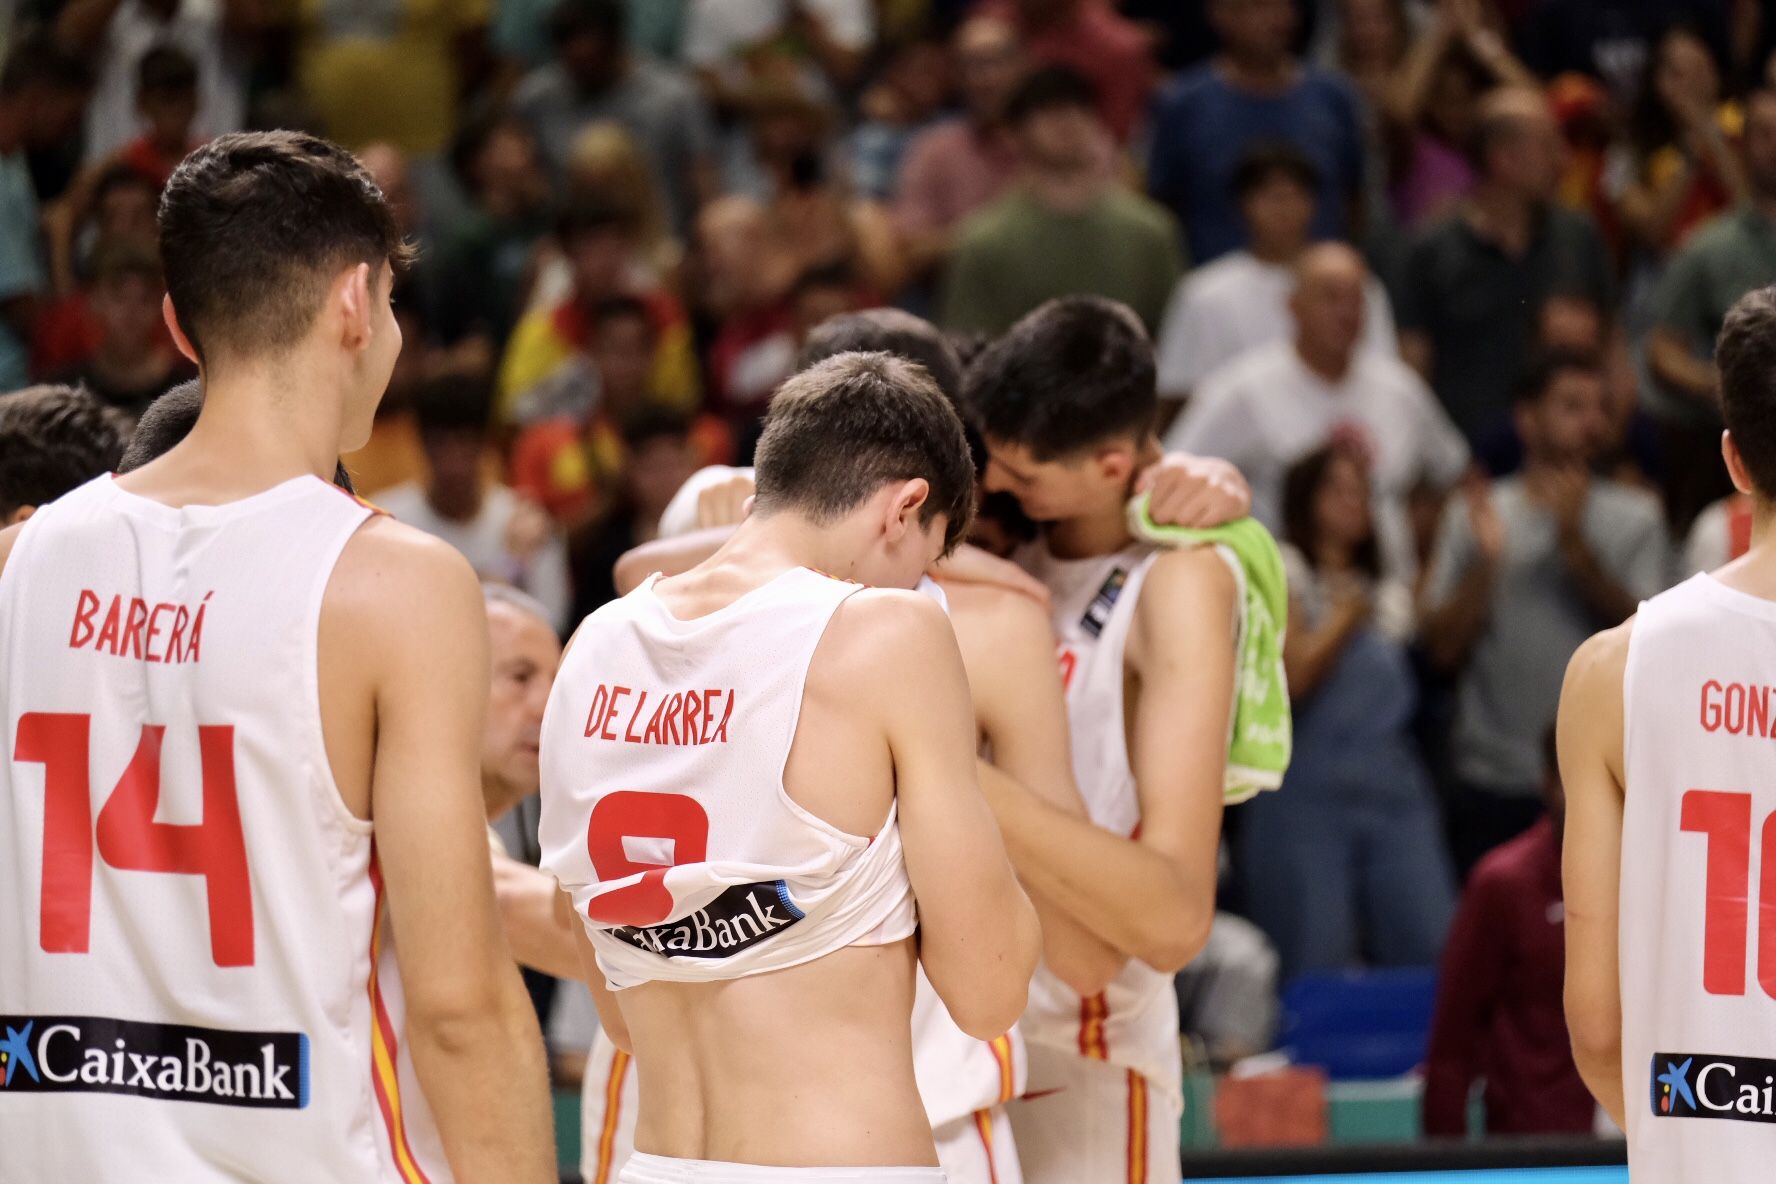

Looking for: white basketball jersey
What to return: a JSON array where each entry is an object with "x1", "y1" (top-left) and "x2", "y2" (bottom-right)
[
  {"x1": 539, "y1": 567, "x2": 918, "y2": 990},
  {"x1": 0, "y1": 475, "x2": 450, "y2": 1184},
  {"x1": 1013, "y1": 539, "x2": 1181, "y2": 1092},
  {"x1": 1622, "y1": 573, "x2": 1776, "y2": 1181}
]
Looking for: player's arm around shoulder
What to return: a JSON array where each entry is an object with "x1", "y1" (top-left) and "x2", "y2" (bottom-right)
[
  {"x1": 323, "y1": 517, "x2": 555, "y2": 1183},
  {"x1": 1557, "y1": 617, "x2": 1632, "y2": 1132},
  {"x1": 1126, "y1": 544, "x2": 1240, "y2": 971},
  {"x1": 840, "y1": 587, "x2": 1041, "y2": 1039}
]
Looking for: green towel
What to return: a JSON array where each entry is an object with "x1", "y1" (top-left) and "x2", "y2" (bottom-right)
[{"x1": 1127, "y1": 495, "x2": 1292, "y2": 802}]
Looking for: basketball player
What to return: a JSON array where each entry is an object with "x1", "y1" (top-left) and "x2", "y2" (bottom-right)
[
  {"x1": 120, "y1": 379, "x2": 358, "y2": 491},
  {"x1": 0, "y1": 384, "x2": 128, "y2": 523},
  {"x1": 539, "y1": 351, "x2": 1041, "y2": 1184},
  {"x1": 963, "y1": 296, "x2": 1238, "y2": 1184},
  {"x1": 575, "y1": 310, "x2": 1127, "y2": 1184},
  {"x1": 1560, "y1": 283, "x2": 1776, "y2": 1179},
  {"x1": 0, "y1": 132, "x2": 553, "y2": 1182}
]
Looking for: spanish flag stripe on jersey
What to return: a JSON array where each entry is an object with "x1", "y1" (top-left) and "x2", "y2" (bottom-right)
[
  {"x1": 367, "y1": 854, "x2": 433, "y2": 1184},
  {"x1": 593, "y1": 1049, "x2": 632, "y2": 1184},
  {"x1": 989, "y1": 1034, "x2": 1017, "y2": 1103},
  {"x1": 972, "y1": 1109, "x2": 1002, "y2": 1184},
  {"x1": 1077, "y1": 992, "x2": 1110, "y2": 1061},
  {"x1": 1125, "y1": 1069, "x2": 1148, "y2": 1184}
]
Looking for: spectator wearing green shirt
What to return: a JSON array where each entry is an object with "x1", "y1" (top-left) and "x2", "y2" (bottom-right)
[
  {"x1": 1648, "y1": 89, "x2": 1776, "y2": 531},
  {"x1": 940, "y1": 66, "x2": 1183, "y2": 337}
]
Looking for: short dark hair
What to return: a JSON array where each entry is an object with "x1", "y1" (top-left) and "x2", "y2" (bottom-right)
[
  {"x1": 754, "y1": 352, "x2": 975, "y2": 553},
  {"x1": 0, "y1": 32, "x2": 91, "y2": 97},
  {"x1": 1004, "y1": 65, "x2": 1097, "y2": 127},
  {"x1": 117, "y1": 381, "x2": 204, "y2": 473},
  {"x1": 0, "y1": 385, "x2": 126, "y2": 517},
  {"x1": 413, "y1": 374, "x2": 493, "y2": 438},
  {"x1": 92, "y1": 162, "x2": 159, "y2": 208},
  {"x1": 1719, "y1": 285, "x2": 1776, "y2": 500},
  {"x1": 963, "y1": 296, "x2": 1156, "y2": 460},
  {"x1": 1232, "y1": 142, "x2": 1321, "y2": 201},
  {"x1": 1512, "y1": 348, "x2": 1603, "y2": 408},
  {"x1": 119, "y1": 380, "x2": 355, "y2": 490},
  {"x1": 798, "y1": 309, "x2": 964, "y2": 403},
  {"x1": 137, "y1": 45, "x2": 198, "y2": 96},
  {"x1": 550, "y1": 0, "x2": 625, "y2": 45},
  {"x1": 158, "y1": 131, "x2": 412, "y2": 364}
]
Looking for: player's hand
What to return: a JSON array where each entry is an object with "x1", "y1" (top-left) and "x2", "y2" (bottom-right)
[
  {"x1": 1137, "y1": 452, "x2": 1252, "y2": 528},
  {"x1": 930, "y1": 543, "x2": 1051, "y2": 608},
  {"x1": 696, "y1": 471, "x2": 757, "y2": 530}
]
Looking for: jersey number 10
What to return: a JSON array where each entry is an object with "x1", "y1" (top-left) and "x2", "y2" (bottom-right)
[{"x1": 13, "y1": 712, "x2": 254, "y2": 967}]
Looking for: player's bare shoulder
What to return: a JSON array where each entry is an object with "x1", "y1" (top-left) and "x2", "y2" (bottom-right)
[
  {"x1": 942, "y1": 578, "x2": 1049, "y2": 646},
  {"x1": 1132, "y1": 544, "x2": 1239, "y2": 648},
  {"x1": 1558, "y1": 616, "x2": 1635, "y2": 785},
  {"x1": 320, "y1": 515, "x2": 489, "y2": 687}
]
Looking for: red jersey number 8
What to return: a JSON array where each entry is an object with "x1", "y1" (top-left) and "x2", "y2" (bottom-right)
[{"x1": 584, "y1": 790, "x2": 710, "y2": 926}]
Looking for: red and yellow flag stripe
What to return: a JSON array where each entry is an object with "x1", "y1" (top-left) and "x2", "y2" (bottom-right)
[
  {"x1": 1125, "y1": 1069, "x2": 1149, "y2": 1184},
  {"x1": 971, "y1": 1108, "x2": 1003, "y2": 1184},
  {"x1": 988, "y1": 1034, "x2": 1017, "y2": 1104},
  {"x1": 367, "y1": 855, "x2": 432, "y2": 1184},
  {"x1": 591, "y1": 1048, "x2": 633, "y2": 1184},
  {"x1": 1077, "y1": 992, "x2": 1110, "y2": 1061}
]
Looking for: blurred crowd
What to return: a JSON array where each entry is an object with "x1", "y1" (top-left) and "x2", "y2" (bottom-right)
[{"x1": 5, "y1": 0, "x2": 1776, "y2": 1143}]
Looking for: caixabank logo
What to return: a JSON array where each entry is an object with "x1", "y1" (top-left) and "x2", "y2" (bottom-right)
[
  {"x1": 1653, "y1": 1052, "x2": 1776, "y2": 1122},
  {"x1": 0, "y1": 1015, "x2": 307, "y2": 1109}
]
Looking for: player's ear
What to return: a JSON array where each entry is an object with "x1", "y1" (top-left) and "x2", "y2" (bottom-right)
[
  {"x1": 163, "y1": 295, "x2": 200, "y2": 367},
  {"x1": 338, "y1": 262, "x2": 373, "y2": 352},
  {"x1": 1724, "y1": 430, "x2": 1757, "y2": 497},
  {"x1": 885, "y1": 478, "x2": 931, "y2": 542},
  {"x1": 1095, "y1": 442, "x2": 1135, "y2": 486}
]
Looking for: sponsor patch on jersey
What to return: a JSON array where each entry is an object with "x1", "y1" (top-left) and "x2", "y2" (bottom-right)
[
  {"x1": 608, "y1": 879, "x2": 805, "y2": 959},
  {"x1": 1652, "y1": 1052, "x2": 1776, "y2": 1123},
  {"x1": 0, "y1": 1015, "x2": 307, "y2": 1109},
  {"x1": 1079, "y1": 568, "x2": 1129, "y2": 639}
]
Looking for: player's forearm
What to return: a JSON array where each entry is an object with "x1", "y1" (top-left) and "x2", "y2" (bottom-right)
[
  {"x1": 919, "y1": 870, "x2": 1041, "y2": 1039},
  {"x1": 1028, "y1": 881, "x2": 1127, "y2": 996},
  {"x1": 1572, "y1": 1042, "x2": 1626, "y2": 1131},
  {"x1": 493, "y1": 856, "x2": 583, "y2": 980},
  {"x1": 406, "y1": 971, "x2": 555, "y2": 1182},
  {"x1": 984, "y1": 775, "x2": 1200, "y2": 969}
]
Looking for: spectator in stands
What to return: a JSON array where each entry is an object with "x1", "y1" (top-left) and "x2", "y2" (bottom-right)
[
  {"x1": 50, "y1": 237, "x2": 193, "y2": 421},
  {"x1": 1523, "y1": 0, "x2": 1728, "y2": 108},
  {"x1": 736, "y1": 81, "x2": 904, "y2": 298},
  {"x1": 433, "y1": 108, "x2": 553, "y2": 349},
  {"x1": 1399, "y1": 88, "x2": 1614, "y2": 447},
  {"x1": 1422, "y1": 730, "x2": 1594, "y2": 1137},
  {"x1": 480, "y1": 582, "x2": 562, "y2": 850},
  {"x1": 38, "y1": 165, "x2": 161, "y2": 375},
  {"x1": 567, "y1": 408, "x2": 702, "y2": 619},
  {"x1": 497, "y1": 200, "x2": 698, "y2": 421},
  {"x1": 1169, "y1": 243, "x2": 1467, "y2": 581},
  {"x1": 1148, "y1": 0, "x2": 1365, "y2": 263},
  {"x1": 683, "y1": 0, "x2": 876, "y2": 103},
  {"x1": 894, "y1": 15, "x2": 1026, "y2": 284},
  {"x1": 0, "y1": 383, "x2": 126, "y2": 523},
  {"x1": 1648, "y1": 89, "x2": 1776, "y2": 530},
  {"x1": 515, "y1": 0, "x2": 714, "y2": 234},
  {"x1": 508, "y1": 293, "x2": 728, "y2": 526},
  {"x1": 1620, "y1": 22, "x2": 1746, "y2": 258},
  {"x1": 0, "y1": 38, "x2": 91, "y2": 391},
  {"x1": 941, "y1": 67, "x2": 1180, "y2": 335},
  {"x1": 292, "y1": 0, "x2": 489, "y2": 155},
  {"x1": 694, "y1": 195, "x2": 798, "y2": 413},
  {"x1": 1155, "y1": 144, "x2": 1398, "y2": 404},
  {"x1": 59, "y1": 0, "x2": 245, "y2": 164},
  {"x1": 376, "y1": 375, "x2": 571, "y2": 631},
  {"x1": 564, "y1": 120, "x2": 683, "y2": 286},
  {"x1": 1241, "y1": 442, "x2": 1455, "y2": 982},
  {"x1": 1422, "y1": 351, "x2": 1668, "y2": 874},
  {"x1": 976, "y1": 0, "x2": 1155, "y2": 143},
  {"x1": 1387, "y1": 0, "x2": 1539, "y2": 230},
  {"x1": 106, "y1": 45, "x2": 200, "y2": 190},
  {"x1": 846, "y1": 36, "x2": 951, "y2": 201}
]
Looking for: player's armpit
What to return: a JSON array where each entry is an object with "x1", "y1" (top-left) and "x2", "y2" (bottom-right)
[
  {"x1": 1124, "y1": 546, "x2": 1238, "y2": 970},
  {"x1": 337, "y1": 524, "x2": 555, "y2": 1183},
  {"x1": 1558, "y1": 621, "x2": 1631, "y2": 1131},
  {"x1": 850, "y1": 591, "x2": 1040, "y2": 1039},
  {"x1": 612, "y1": 525, "x2": 736, "y2": 597}
]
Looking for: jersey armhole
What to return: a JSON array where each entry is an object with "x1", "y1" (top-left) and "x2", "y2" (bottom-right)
[
  {"x1": 774, "y1": 583, "x2": 879, "y2": 849},
  {"x1": 307, "y1": 510, "x2": 379, "y2": 842}
]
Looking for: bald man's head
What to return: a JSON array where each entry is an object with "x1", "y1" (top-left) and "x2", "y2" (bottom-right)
[
  {"x1": 1290, "y1": 243, "x2": 1368, "y2": 367},
  {"x1": 1475, "y1": 87, "x2": 1562, "y2": 198}
]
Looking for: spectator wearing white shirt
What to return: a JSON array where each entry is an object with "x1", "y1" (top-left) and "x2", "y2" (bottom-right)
[
  {"x1": 1155, "y1": 144, "x2": 1395, "y2": 407},
  {"x1": 375, "y1": 375, "x2": 572, "y2": 633},
  {"x1": 1167, "y1": 242, "x2": 1467, "y2": 581}
]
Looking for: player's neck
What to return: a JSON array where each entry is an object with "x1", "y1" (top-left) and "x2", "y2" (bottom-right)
[
  {"x1": 710, "y1": 515, "x2": 871, "y2": 585},
  {"x1": 168, "y1": 365, "x2": 349, "y2": 489},
  {"x1": 1044, "y1": 502, "x2": 1132, "y2": 560}
]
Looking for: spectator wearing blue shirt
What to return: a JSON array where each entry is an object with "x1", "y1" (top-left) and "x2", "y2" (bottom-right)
[
  {"x1": 1148, "y1": 0, "x2": 1364, "y2": 263},
  {"x1": 0, "y1": 37, "x2": 91, "y2": 391}
]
